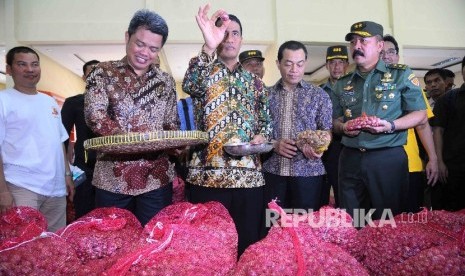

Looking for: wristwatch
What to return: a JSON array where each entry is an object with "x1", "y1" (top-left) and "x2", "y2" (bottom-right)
[
  {"x1": 387, "y1": 121, "x2": 396, "y2": 133},
  {"x1": 65, "y1": 171, "x2": 73, "y2": 177}
]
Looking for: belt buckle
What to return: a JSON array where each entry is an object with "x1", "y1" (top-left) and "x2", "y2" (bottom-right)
[{"x1": 359, "y1": 148, "x2": 367, "y2": 152}]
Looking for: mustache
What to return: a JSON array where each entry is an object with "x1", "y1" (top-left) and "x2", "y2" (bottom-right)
[{"x1": 352, "y1": 50, "x2": 365, "y2": 58}]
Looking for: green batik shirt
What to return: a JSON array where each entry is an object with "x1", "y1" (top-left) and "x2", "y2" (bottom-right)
[
  {"x1": 182, "y1": 50, "x2": 272, "y2": 188},
  {"x1": 330, "y1": 59, "x2": 426, "y2": 149}
]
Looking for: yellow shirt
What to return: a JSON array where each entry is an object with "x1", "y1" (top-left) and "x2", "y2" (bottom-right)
[{"x1": 404, "y1": 91, "x2": 433, "y2": 172}]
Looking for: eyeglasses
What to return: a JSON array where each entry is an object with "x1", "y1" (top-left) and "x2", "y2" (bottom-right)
[{"x1": 381, "y1": 49, "x2": 397, "y2": 57}]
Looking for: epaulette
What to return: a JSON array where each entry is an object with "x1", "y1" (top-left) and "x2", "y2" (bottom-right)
[
  {"x1": 387, "y1": 63, "x2": 407, "y2": 70},
  {"x1": 339, "y1": 71, "x2": 353, "y2": 79}
]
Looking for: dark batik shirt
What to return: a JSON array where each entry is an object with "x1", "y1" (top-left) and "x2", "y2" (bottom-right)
[
  {"x1": 263, "y1": 79, "x2": 332, "y2": 177},
  {"x1": 84, "y1": 57, "x2": 179, "y2": 195},
  {"x1": 182, "y1": 50, "x2": 271, "y2": 188}
]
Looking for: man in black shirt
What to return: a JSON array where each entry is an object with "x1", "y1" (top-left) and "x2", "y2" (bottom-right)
[
  {"x1": 430, "y1": 56, "x2": 465, "y2": 211},
  {"x1": 61, "y1": 59, "x2": 99, "y2": 218}
]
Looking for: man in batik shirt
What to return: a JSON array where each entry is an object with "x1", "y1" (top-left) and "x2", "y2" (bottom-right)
[
  {"x1": 84, "y1": 10, "x2": 179, "y2": 225},
  {"x1": 263, "y1": 40, "x2": 333, "y2": 212},
  {"x1": 182, "y1": 4, "x2": 271, "y2": 256}
]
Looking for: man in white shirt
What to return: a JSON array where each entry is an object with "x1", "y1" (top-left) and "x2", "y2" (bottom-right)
[{"x1": 0, "y1": 46, "x2": 74, "y2": 232}]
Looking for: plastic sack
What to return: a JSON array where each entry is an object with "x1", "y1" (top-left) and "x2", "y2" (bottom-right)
[
  {"x1": 105, "y1": 201, "x2": 237, "y2": 276},
  {"x1": 0, "y1": 206, "x2": 47, "y2": 250}
]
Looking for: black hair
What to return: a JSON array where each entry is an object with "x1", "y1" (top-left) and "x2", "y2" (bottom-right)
[
  {"x1": 277, "y1": 40, "x2": 308, "y2": 62},
  {"x1": 6, "y1": 46, "x2": 39, "y2": 66},
  {"x1": 383, "y1": 34, "x2": 399, "y2": 55},
  {"x1": 127, "y1": 9, "x2": 169, "y2": 46},
  {"x1": 82, "y1": 60, "x2": 100, "y2": 75},
  {"x1": 424, "y1": 68, "x2": 448, "y2": 81},
  {"x1": 442, "y1": 68, "x2": 455, "y2": 79}
]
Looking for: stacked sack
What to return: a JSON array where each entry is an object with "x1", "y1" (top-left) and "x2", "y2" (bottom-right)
[
  {"x1": 350, "y1": 209, "x2": 465, "y2": 276},
  {"x1": 234, "y1": 201, "x2": 368, "y2": 275},
  {"x1": 0, "y1": 207, "x2": 82, "y2": 275},
  {"x1": 105, "y1": 201, "x2": 237, "y2": 275},
  {"x1": 57, "y1": 207, "x2": 143, "y2": 274}
]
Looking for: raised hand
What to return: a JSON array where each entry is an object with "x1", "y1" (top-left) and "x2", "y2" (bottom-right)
[{"x1": 195, "y1": 4, "x2": 230, "y2": 55}]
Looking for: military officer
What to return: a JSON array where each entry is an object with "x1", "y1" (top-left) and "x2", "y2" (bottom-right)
[
  {"x1": 320, "y1": 45, "x2": 350, "y2": 207},
  {"x1": 239, "y1": 49, "x2": 265, "y2": 79},
  {"x1": 330, "y1": 21, "x2": 427, "y2": 225}
]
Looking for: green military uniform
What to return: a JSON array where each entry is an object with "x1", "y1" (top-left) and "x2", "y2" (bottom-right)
[
  {"x1": 320, "y1": 45, "x2": 349, "y2": 207},
  {"x1": 330, "y1": 59, "x2": 426, "y2": 223},
  {"x1": 331, "y1": 21, "x2": 426, "y2": 224},
  {"x1": 331, "y1": 60, "x2": 426, "y2": 148}
]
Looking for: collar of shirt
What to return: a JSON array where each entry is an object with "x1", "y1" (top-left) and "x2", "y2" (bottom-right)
[
  {"x1": 118, "y1": 56, "x2": 157, "y2": 77},
  {"x1": 273, "y1": 78, "x2": 309, "y2": 91}
]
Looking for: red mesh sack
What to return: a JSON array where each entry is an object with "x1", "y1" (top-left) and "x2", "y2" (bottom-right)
[
  {"x1": 0, "y1": 232, "x2": 82, "y2": 275},
  {"x1": 345, "y1": 112, "x2": 382, "y2": 131},
  {"x1": 306, "y1": 206, "x2": 358, "y2": 252},
  {"x1": 424, "y1": 209, "x2": 465, "y2": 237},
  {"x1": 233, "y1": 201, "x2": 368, "y2": 276},
  {"x1": 105, "y1": 201, "x2": 237, "y2": 276},
  {"x1": 351, "y1": 213, "x2": 458, "y2": 276},
  {"x1": 0, "y1": 206, "x2": 47, "y2": 250},
  {"x1": 457, "y1": 208, "x2": 465, "y2": 215},
  {"x1": 56, "y1": 207, "x2": 143, "y2": 274},
  {"x1": 389, "y1": 230, "x2": 465, "y2": 276}
]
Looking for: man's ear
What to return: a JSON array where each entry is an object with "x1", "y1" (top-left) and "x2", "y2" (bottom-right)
[
  {"x1": 125, "y1": 31, "x2": 130, "y2": 44},
  {"x1": 6, "y1": 64, "x2": 12, "y2": 76}
]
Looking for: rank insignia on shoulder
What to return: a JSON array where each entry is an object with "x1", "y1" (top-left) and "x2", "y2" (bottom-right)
[{"x1": 387, "y1": 63, "x2": 407, "y2": 70}]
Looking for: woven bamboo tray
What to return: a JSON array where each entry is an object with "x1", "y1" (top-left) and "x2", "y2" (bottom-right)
[{"x1": 84, "y1": 130, "x2": 208, "y2": 154}]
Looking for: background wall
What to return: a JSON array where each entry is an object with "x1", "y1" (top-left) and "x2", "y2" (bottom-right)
[{"x1": 1, "y1": 0, "x2": 465, "y2": 97}]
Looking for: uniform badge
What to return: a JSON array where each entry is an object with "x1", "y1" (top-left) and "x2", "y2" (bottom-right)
[
  {"x1": 343, "y1": 85, "x2": 354, "y2": 91},
  {"x1": 408, "y1": 73, "x2": 420, "y2": 86},
  {"x1": 345, "y1": 109, "x2": 352, "y2": 118},
  {"x1": 381, "y1": 72, "x2": 393, "y2": 82},
  {"x1": 376, "y1": 93, "x2": 383, "y2": 99},
  {"x1": 388, "y1": 93, "x2": 395, "y2": 99},
  {"x1": 382, "y1": 105, "x2": 388, "y2": 110}
]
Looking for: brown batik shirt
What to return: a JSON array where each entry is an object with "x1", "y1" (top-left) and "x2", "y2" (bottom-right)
[{"x1": 84, "y1": 57, "x2": 179, "y2": 195}]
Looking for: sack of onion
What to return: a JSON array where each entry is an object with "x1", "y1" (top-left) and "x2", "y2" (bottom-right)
[
  {"x1": 0, "y1": 206, "x2": 47, "y2": 251},
  {"x1": 105, "y1": 201, "x2": 237, "y2": 276},
  {"x1": 233, "y1": 201, "x2": 368, "y2": 276},
  {"x1": 56, "y1": 207, "x2": 143, "y2": 274},
  {"x1": 0, "y1": 232, "x2": 82, "y2": 275}
]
